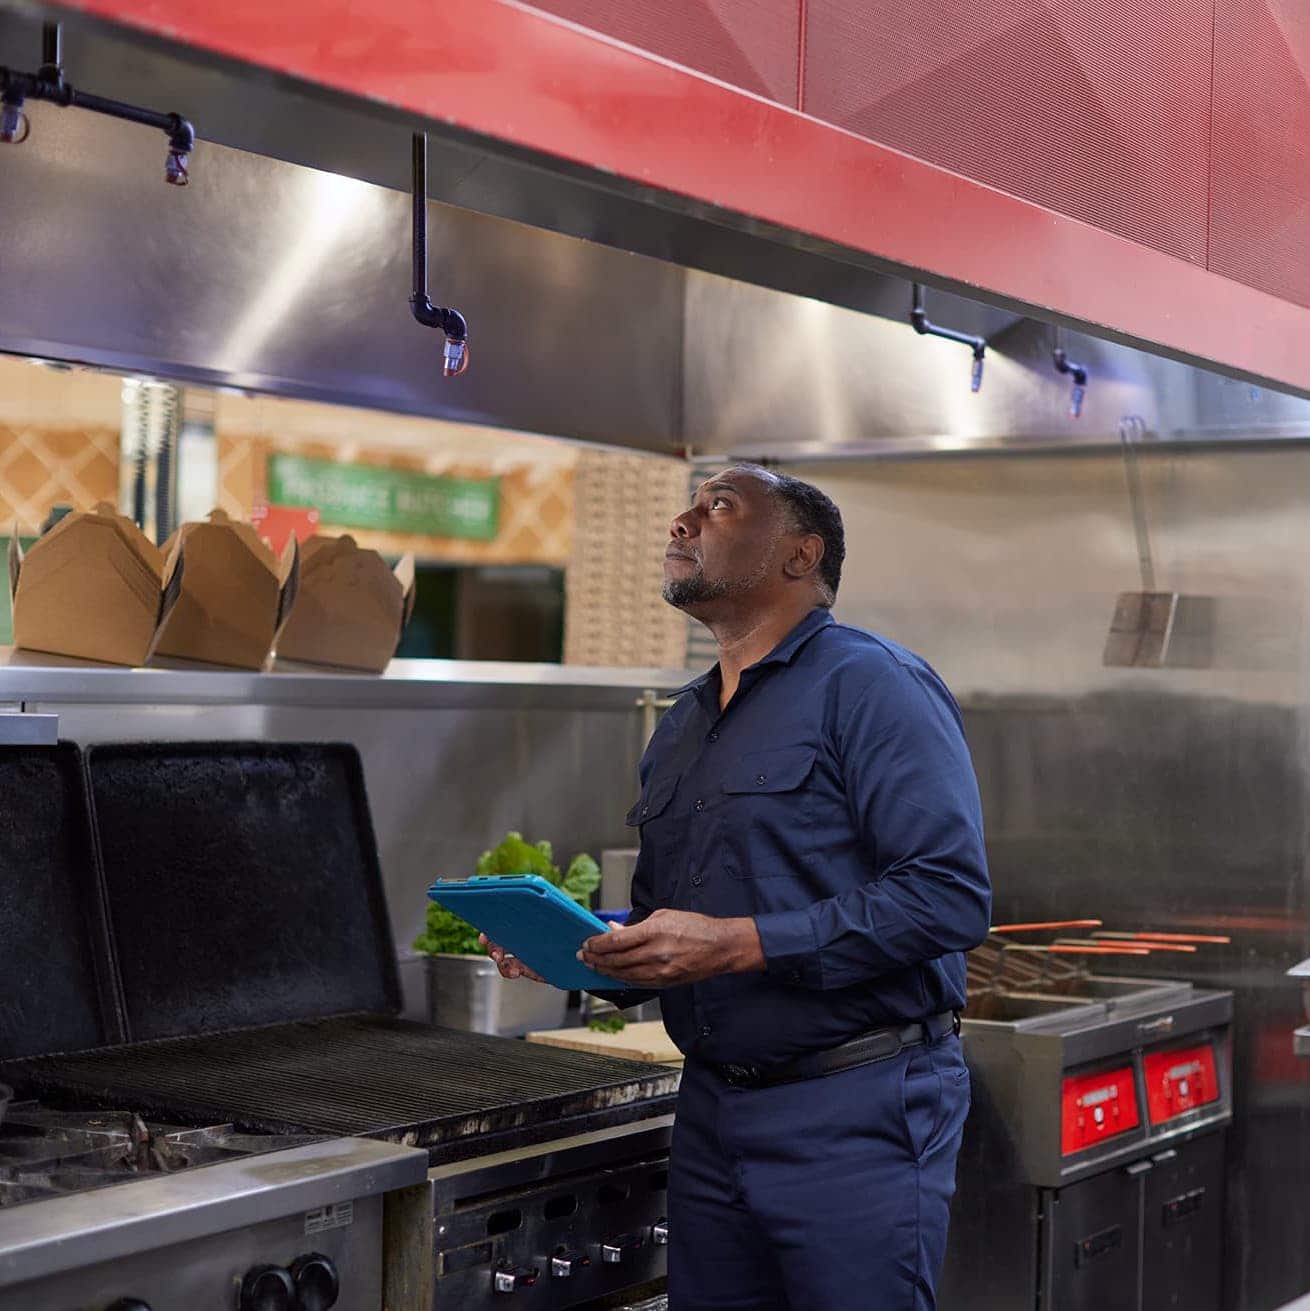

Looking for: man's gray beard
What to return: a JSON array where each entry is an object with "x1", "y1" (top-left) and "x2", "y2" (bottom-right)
[
  {"x1": 662, "y1": 573, "x2": 732, "y2": 608},
  {"x1": 666, "y1": 529, "x2": 776, "y2": 610},
  {"x1": 661, "y1": 547, "x2": 776, "y2": 610}
]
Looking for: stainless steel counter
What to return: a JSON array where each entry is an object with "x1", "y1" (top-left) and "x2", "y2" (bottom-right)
[{"x1": 0, "y1": 1136, "x2": 428, "y2": 1295}]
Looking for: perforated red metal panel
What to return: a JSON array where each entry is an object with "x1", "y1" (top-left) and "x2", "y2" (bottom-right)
[
  {"x1": 803, "y1": 0, "x2": 1213, "y2": 264},
  {"x1": 523, "y1": 0, "x2": 801, "y2": 104},
  {"x1": 1210, "y1": 1, "x2": 1310, "y2": 307}
]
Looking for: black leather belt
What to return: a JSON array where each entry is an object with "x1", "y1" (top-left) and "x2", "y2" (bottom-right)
[{"x1": 712, "y1": 1011, "x2": 959, "y2": 1090}]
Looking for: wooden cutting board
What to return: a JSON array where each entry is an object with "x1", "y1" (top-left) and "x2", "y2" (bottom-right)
[{"x1": 526, "y1": 1019, "x2": 683, "y2": 1065}]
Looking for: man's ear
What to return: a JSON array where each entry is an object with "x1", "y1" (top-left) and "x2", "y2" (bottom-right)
[{"x1": 783, "y1": 533, "x2": 824, "y2": 581}]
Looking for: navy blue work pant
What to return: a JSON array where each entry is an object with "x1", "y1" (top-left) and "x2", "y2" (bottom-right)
[{"x1": 667, "y1": 1033, "x2": 969, "y2": 1310}]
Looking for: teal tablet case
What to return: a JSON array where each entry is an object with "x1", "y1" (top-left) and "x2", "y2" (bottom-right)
[{"x1": 427, "y1": 874, "x2": 634, "y2": 992}]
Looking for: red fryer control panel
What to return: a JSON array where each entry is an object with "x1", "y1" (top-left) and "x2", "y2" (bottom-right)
[
  {"x1": 1143, "y1": 1043, "x2": 1220, "y2": 1124},
  {"x1": 1061, "y1": 1065, "x2": 1141, "y2": 1155}
]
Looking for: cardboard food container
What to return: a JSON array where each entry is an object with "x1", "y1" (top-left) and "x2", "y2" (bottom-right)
[
  {"x1": 8, "y1": 503, "x2": 171, "y2": 666},
  {"x1": 273, "y1": 534, "x2": 415, "y2": 673},
  {"x1": 151, "y1": 510, "x2": 299, "y2": 671}
]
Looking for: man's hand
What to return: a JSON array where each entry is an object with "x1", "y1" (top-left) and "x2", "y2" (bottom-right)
[
  {"x1": 479, "y1": 933, "x2": 546, "y2": 983},
  {"x1": 578, "y1": 910, "x2": 765, "y2": 987}
]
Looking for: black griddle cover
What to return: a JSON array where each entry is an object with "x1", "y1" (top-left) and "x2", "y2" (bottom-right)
[
  {"x1": 0, "y1": 744, "x2": 120, "y2": 1058},
  {"x1": 87, "y1": 742, "x2": 400, "y2": 1041}
]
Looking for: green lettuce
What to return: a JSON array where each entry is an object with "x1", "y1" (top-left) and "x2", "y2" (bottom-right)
[{"x1": 414, "y1": 831, "x2": 601, "y2": 958}]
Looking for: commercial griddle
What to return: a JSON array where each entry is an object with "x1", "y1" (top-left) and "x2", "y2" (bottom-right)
[
  {"x1": 1, "y1": 743, "x2": 677, "y2": 1160},
  {"x1": 1, "y1": 741, "x2": 677, "y2": 1307}
]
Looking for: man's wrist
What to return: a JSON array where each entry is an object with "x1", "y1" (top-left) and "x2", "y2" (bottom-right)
[{"x1": 720, "y1": 916, "x2": 767, "y2": 973}]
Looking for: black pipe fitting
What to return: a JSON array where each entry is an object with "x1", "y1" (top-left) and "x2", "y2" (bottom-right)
[
  {"x1": 410, "y1": 132, "x2": 469, "y2": 376},
  {"x1": 1053, "y1": 344, "x2": 1089, "y2": 418},
  {"x1": 911, "y1": 284, "x2": 987, "y2": 392},
  {"x1": 0, "y1": 22, "x2": 195, "y2": 183}
]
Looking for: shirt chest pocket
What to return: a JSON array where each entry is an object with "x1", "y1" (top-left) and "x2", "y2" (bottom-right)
[
  {"x1": 625, "y1": 773, "x2": 679, "y2": 835},
  {"x1": 721, "y1": 744, "x2": 818, "y2": 877}
]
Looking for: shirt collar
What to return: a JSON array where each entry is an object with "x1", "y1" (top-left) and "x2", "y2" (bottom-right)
[
  {"x1": 755, "y1": 606, "x2": 834, "y2": 668},
  {"x1": 673, "y1": 607, "x2": 833, "y2": 696}
]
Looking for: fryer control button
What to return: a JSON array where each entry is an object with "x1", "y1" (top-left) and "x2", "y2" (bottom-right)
[
  {"x1": 493, "y1": 1264, "x2": 539, "y2": 1293},
  {"x1": 652, "y1": 1219, "x2": 670, "y2": 1246},
  {"x1": 550, "y1": 1249, "x2": 590, "y2": 1278},
  {"x1": 291, "y1": 1252, "x2": 340, "y2": 1310},
  {"x1": 105, "y1": 1302, "x2": 152, "y2": 1311},
  {"x1": 239, "y1": 1265, "x2": 295, "y2": 1311},
  {"x1": 602, "y1": 1233, "x2": 645, "y2": 1263}
]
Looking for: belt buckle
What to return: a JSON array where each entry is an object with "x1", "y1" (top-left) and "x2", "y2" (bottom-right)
[{"x1": 721, "y1": 1063, "x2": 760, "y2": 1088}]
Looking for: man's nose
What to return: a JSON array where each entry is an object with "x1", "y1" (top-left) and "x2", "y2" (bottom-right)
[{"x1": 670, "y1": 509, "x2": 696, "y2": 539}]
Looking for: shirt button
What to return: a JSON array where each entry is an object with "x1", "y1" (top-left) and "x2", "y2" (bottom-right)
[
  {"x1": 699, "y1": 1024, "x2": 712, "y2": 1039},
  {"x1": 691, "y1": 873, "x2": 703, "y2": 887},
  {"x1": 641, "y1": 805, "x2": 649, "y2": 817},
  {"x1": 708, "y1": 731, "x2": 719, "y2": 742},
  {"x1": 755, "y1": 774, "x2": 767, "y2": 786},
  {"x1": 694, "y1": 798, "x2": 705, "y2": 812}
]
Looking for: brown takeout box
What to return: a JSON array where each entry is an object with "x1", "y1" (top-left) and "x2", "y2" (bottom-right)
[
  {"x1": 9, "y1": 505, "x2": 299, "y2": 670},
  {"x1": 152, "y1": 509, "x2": 299, "y2": 670},
  {"x1": 273, "y1": 534, "x2": 415, "y2": 673},
  {"x1": 9, "y1": 502, "x2": 171, "y2": 666}
]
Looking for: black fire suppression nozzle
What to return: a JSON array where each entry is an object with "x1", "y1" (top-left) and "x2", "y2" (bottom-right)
[
  {"x1": 1053, "y1": 344, "x2": 1089, "y2": 418},
  {"x1": 0, "y1": 22, "x2": 196, "y2": 184},
  {"x1": 911, "y1": 283, "x2": 986, "y2": 392},
  {"x1": 410, "y1": 132, "x2": 469, "y2": 377}
]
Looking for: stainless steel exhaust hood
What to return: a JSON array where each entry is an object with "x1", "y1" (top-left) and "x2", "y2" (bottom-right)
[{"x1": 3, "y1": 6, "x2": 1310, "y2": 459}]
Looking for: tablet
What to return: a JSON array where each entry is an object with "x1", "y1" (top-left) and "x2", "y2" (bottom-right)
[{"x1": 427, "y1": 874, "x2": 636, "y2": 992}]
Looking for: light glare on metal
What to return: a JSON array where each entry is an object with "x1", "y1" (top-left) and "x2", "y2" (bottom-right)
[
  {"x1": 0, "y1": 101, "x2": 28, "y2": 144},
  {"x1": 442, "y1": 337, "x2": 468, "y2": 378},
  {"x1": 165, "y1": 149, "x2": 190, "y2": 186}
]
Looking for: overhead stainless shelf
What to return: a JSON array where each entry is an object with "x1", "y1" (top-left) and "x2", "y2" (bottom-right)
[{"x1": 0, "y1": 650, "x2": 690, "y2": 711}]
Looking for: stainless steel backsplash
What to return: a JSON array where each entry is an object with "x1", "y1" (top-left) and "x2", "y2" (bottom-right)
[{"x1": 797, "y1": 449, "x2": 1310, "y2": 1311}]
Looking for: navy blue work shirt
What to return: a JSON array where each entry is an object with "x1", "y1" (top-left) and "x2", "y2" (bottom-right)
[{"x1": 611, "y1": 607, "x2": 991, "y2": 1067}]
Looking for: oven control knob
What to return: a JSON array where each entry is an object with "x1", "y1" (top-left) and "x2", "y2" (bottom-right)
[
  {"x1": 291, "y1": 1252, "x2": 341, "y2": 1310},
  {"x1": 601, "y1": 1233, "x2": 645, "y2": 1264},
  {"x1": 493, "y1": 1263, "x2": 539, "y2": 1293},
  {"x1": 652, "y1": 1218, "x2": 670, "y2": 1246},
  {"x1": 106, "y1": 1302, "x2": 153, "y2": 1311},
  {"x1": 550, "y1": 1248, "x2": 591, "y2": 1278},
  {"x1": 239, "y1": 1265, "x2": 296, "y2": 1311}
]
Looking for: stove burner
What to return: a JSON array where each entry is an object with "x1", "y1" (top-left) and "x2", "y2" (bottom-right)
[{"x1": 0, "y1": 1103, "x2": 324, "y2": 1208}]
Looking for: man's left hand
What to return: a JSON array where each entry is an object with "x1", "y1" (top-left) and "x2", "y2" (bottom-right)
[{"x1": 579, "y1": 909, "x2": 765, "y2": 987}]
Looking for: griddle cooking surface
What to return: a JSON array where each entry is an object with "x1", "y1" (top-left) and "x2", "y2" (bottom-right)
[{"x1": 3, "y1": 1017, "x2": 679, "y2": 1156}]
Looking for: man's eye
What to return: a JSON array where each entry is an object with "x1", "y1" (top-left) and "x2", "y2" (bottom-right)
[{"x1": 710, "y1": 496, "x2": 730, "y2": 509}]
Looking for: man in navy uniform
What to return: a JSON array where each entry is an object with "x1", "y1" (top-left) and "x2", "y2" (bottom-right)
[{"x1": 486, "y1": 466, "x2": 990, "y2": 1309}]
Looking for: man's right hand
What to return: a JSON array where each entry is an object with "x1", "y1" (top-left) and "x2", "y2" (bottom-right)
[{"x1": 479, "y1": 933, "x2": 546, "y2": 983}]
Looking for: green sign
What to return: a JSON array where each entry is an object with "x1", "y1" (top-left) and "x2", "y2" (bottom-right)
[{"x1": 267, "y1": 454, "x2": 499, "y2": 541}]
